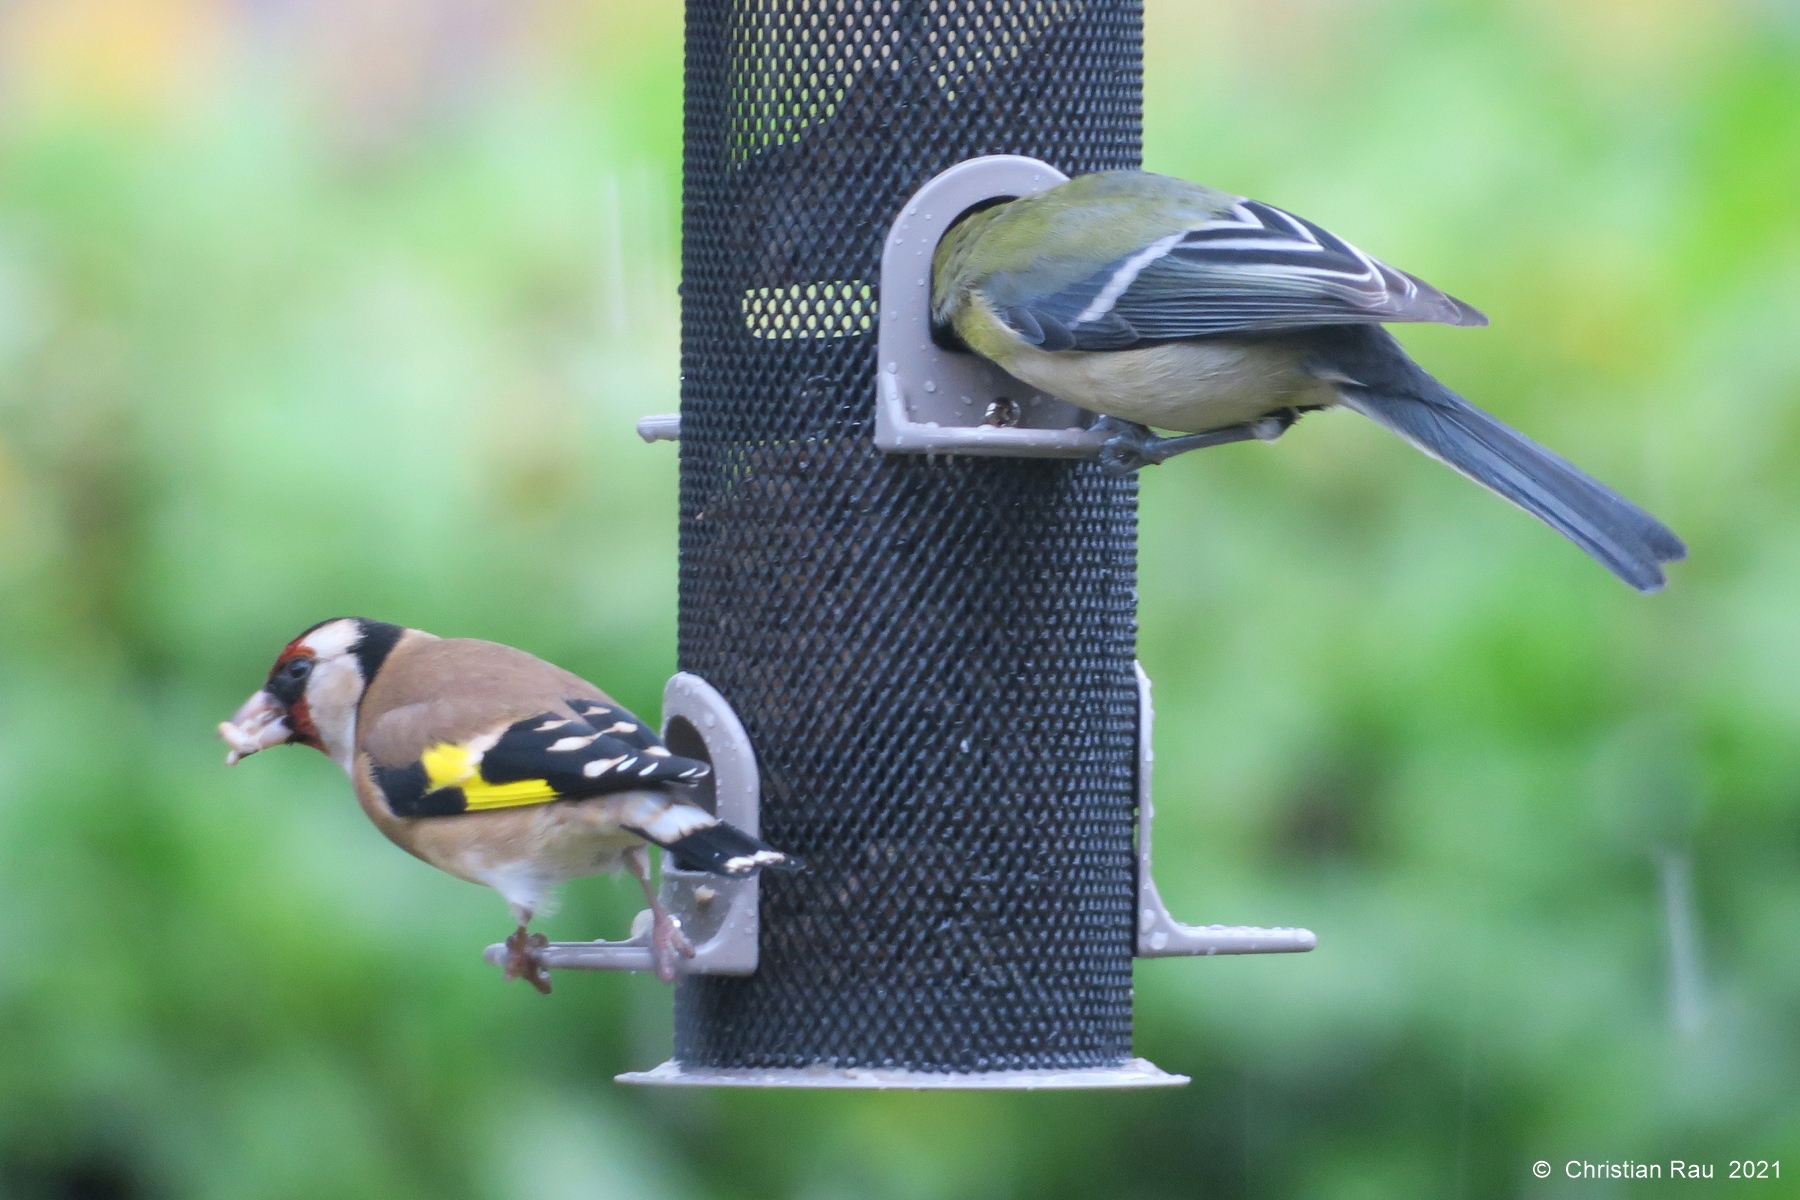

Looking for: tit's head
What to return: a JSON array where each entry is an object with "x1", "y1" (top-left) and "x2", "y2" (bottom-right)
[
  {"x1": 929, "y1": 197, "x2": 1014, "y2": 342},
  {"x1": 219, "y1": 618, "x2": 405, "y2": 770}
]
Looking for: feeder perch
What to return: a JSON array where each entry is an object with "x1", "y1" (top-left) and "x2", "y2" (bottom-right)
[
  {"x1": 874, "y1": 156, "x2": 1107, "y2": 458},
  {"x1": 1133, "y1": 663, "x2": 1316, "y2": 958}
]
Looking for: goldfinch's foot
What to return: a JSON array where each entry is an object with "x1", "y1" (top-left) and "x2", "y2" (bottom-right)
[
  {"x1": 1095, "y1": 410, "x2": 1301, "y2": 475},
  {"x1": 503, "y1": 927, "x2": 552, "y2": 994},
  {"x1": 650, "y1": 911, "x2": 695, "y2": 984}
]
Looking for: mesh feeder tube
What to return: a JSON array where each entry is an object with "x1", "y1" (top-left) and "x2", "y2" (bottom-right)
[{"x1": 659, "y1": 0, "x2": 1156, "y2": 1085}]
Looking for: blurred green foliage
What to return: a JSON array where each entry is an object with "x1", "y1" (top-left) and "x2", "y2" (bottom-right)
[{"x1": 1, "y1": 2, "x2": 1797, "y2": 1197}]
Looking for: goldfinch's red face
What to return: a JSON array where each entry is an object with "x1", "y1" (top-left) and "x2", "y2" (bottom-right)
[{"x1": 220, "y1": 618, "x2": 402, "y2": 772}]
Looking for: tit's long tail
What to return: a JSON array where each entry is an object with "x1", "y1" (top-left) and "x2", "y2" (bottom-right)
[{"x1": 1320, "y1": 327, "x2": 1685, "y2": 593}]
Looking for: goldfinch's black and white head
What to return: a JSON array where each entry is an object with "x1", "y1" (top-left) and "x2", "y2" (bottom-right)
[{"x1": 220, "y1": 617, "x2": 405, "y2": 770}]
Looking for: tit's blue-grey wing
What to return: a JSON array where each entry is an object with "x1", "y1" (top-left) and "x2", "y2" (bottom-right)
[{"x1": 989, "y1": 199, "x2": 1486, "y2": 352}]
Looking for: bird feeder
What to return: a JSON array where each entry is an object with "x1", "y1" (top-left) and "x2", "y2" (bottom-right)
[{"x1": 525, "y1": 0, "x2": 1314, "y2": 1089}]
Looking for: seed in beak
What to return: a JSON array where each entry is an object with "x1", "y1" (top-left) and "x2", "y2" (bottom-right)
[{"x1": 218, "y1": 690, "x2": 293, "y2": 765}]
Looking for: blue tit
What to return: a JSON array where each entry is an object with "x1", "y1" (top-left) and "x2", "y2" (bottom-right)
[{"x1": 931, "y1": 171, "x2": 1685, "y2": 593}]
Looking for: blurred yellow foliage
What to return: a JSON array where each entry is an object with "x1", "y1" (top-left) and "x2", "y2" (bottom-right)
[{"x1": 0, "y1": 0, "x2": 224, "y2": 117}]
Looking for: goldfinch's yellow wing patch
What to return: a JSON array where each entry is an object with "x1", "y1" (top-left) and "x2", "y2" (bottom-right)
[
  {"x1": 372, "y1": 700, "x2": 710, "y2": 819},
  {"x1": 419, "y1": 743, "x2": 559, "y2": 811}
]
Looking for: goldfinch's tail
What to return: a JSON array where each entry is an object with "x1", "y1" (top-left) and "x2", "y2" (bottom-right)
[{"x1": 639, "y1": 811, "x2": 802, "y2": 877}]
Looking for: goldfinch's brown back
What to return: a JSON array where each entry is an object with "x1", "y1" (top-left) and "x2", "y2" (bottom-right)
[
  {"x1": 354, "y1": 635, "x2": 709, "y2": 819},
  {"x1": 356, "y1": 635, "x2": 608, "y2": 764}
]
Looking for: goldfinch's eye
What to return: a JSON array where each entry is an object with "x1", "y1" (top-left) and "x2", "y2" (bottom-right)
[{"x1": 283, "y1": 658, "x2": 313, "y2": 682}]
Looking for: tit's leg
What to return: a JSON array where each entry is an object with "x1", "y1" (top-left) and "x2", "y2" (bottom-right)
[
  {"x1": 625, "y1": 845, "x2": 694, "y2": 984},
  {"x1": 502, "y1": 905, "x2": 552, "y2": 995},
  {"x1": 1095, "y1": 410, "x2": 1300, "y2": 476}
]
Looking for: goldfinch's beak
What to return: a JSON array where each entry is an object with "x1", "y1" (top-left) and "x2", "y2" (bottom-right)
[{"x1": 218, "y1": 690, "x2": 293, "y2": 765}]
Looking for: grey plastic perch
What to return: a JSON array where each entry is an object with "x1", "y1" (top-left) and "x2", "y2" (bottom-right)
[
  {"x1": 874, "y1": 156, "x2": 1110, "y2": 458},
  {"x1": 1132, "y1": 662, "x2": 1317, "y2": 958},
  {"x1": 636, "y1": 413, "x2": 681, "y2": 443}
]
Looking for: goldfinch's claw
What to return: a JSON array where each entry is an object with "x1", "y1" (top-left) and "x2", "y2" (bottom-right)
[
  {"x1": 650, "y1": 912, "x2": 695, "y2": 985},
  {"x1": 503, "y1": 928, "x2": 552, "y2": 994}
]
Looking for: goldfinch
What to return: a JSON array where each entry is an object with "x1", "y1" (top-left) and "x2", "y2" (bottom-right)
[
  {"x1": 218, "y1": 618, "x2": 796, "y2": 990},
  {"x1": 932, "y1": 170, "x2": 1686, "y2": 592}
]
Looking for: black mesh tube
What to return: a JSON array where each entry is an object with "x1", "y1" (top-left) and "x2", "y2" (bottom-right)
[{"x1": 675, "y1": 0, "x2": 1144, "y2": 1072}]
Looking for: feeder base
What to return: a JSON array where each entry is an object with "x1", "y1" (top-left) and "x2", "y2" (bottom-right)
[{"x1": 616, "y1": 1058, "x2": 1187, "y2": 1090}]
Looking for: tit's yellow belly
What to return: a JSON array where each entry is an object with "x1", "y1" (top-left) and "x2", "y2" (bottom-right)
[{"x1": 991, "y1": 336, "x2": 1340, "y2": 434}]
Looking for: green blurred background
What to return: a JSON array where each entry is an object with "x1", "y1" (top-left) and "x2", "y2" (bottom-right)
[{"x1": 1, "y1": 1, "x2": 1796, "y2": 1196}]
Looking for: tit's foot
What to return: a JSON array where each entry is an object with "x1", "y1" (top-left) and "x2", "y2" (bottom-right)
[
  {"x1": 503, "y1": 927, "x2": 552, "y2": 995},
  {"x1": 1095, "y1": 417, "x2": 1160, "y2": 474},
  {"x1": 1095, "y1": 410, "x2": 1301, "y2": 476}
]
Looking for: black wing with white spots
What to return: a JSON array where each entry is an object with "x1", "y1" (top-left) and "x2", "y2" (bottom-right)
[{"x1": 373, "y1": 699, "x2": 710, "y2": 819}]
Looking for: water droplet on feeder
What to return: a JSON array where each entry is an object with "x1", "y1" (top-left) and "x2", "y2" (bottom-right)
[
  {"x1": 923, "y1": 380, "x2": 937, "y2": 393},
  {"x1": 983, "y1": 397, "x2": 1022, "y2": 427}
]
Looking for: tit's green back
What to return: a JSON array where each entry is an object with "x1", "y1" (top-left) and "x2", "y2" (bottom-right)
[{"x1": 929, "y1": 171, "x2": 1237, "y2": 330}]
